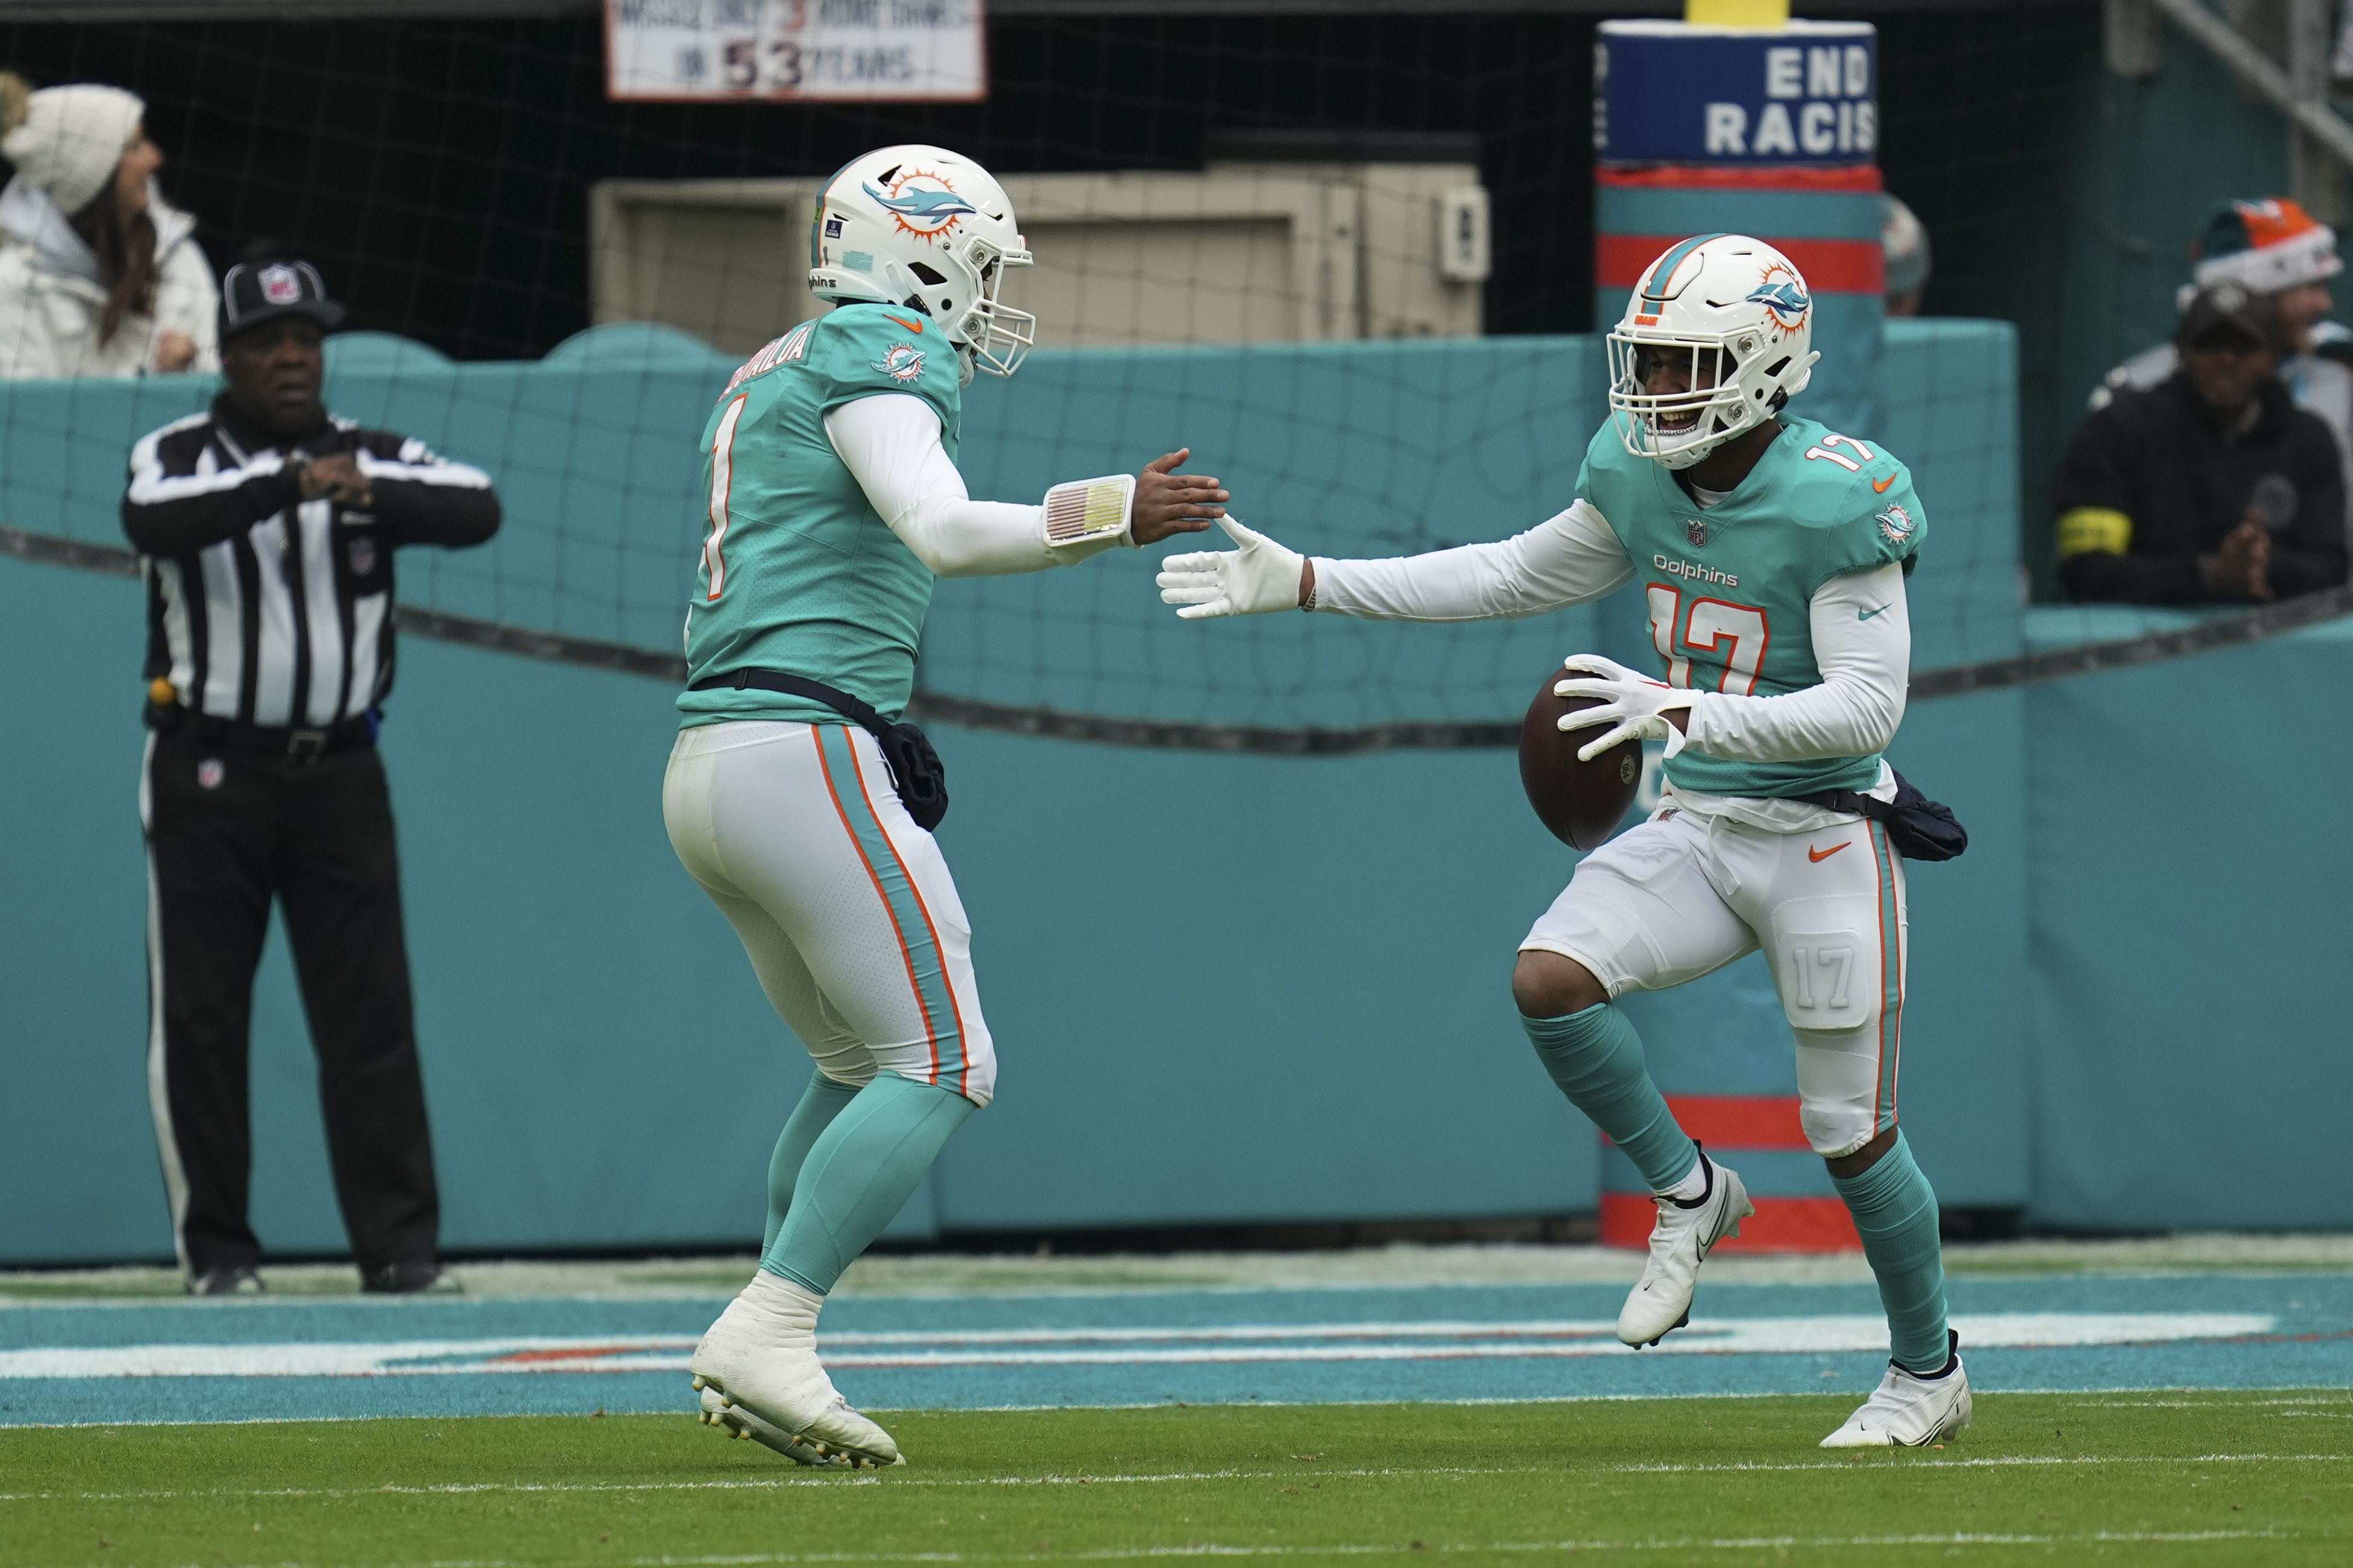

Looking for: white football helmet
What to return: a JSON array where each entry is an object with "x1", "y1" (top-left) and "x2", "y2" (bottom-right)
[
  {"x1": 809, "y1": 144, "x2": 1035, "y2": 380},
  {"x1": 1607, "y1": 233, "x2": 1821, "y2": 469}
]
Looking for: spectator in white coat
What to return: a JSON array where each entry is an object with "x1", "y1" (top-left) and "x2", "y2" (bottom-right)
[{"x1": 0, "y1": 74, "x2": 218, "y2": 380}]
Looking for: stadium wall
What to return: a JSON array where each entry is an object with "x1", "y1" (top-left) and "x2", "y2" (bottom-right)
[{"x1": 0, "y1": 321, "x2": 2334, "y2": 1263}]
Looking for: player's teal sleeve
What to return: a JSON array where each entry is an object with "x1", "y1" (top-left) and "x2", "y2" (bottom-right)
[{"x1": 810, "y1": 302, "x2": 962, "y2": 444}]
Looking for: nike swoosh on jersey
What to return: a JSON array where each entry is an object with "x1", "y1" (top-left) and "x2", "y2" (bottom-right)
[
  {"x1": 1858, "y1": 603, "x2": 1890, "y2": 621},
  {"x1": 1808, "y1": 841, "x2": 1850, "y2": 862},
  {"x1": 1872, "y1": 473, "x2": 1896, "y2": 492},
  {"x1": 883, "y1": 313, "x2": 925, "y2": 334}
]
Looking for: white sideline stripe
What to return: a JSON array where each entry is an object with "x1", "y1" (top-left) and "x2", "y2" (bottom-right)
[
  {"x1": 0, "y1": 1312, "x2": 2275, "y2": 1379},
  {"x1": 4, "y1": 1452, "x2": 2343, "y2": 1504}
]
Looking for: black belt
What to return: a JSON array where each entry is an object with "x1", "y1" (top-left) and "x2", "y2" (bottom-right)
[
  {"x1": 146, "y1": 703, "x2": 375, "y2": 764},
  {"x1": 687, "y1": 668, "x2": 949, "y2": 831}
]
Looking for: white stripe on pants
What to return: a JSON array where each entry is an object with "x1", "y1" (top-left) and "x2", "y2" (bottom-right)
[{"x1": 662, "y1": 720, "x2": 996, "y2": 1105}]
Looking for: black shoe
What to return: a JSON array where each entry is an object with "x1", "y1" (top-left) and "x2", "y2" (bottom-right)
[
  {"x1": 361, "y1": 1259, "x2": 456, "y2": 1294},
  {"x1": 188, "y1": 1265, "x2": 263, "y2": 1297}
]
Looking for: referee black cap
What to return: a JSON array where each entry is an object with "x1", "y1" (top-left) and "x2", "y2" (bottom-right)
[{"x1": 219, "y1": 254, "x2": 347, "y2": 343}]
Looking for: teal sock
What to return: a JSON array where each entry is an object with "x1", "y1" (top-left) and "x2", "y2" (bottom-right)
[
  {"x1": 762, "y1": 1072, "x2": 976, "y2": 1294},
  {"x1": 1832, "y1": 1131, "x2": 1951, "y2": 1374},
  {"x1": 762, "y1": 1074, "x2": 862, "y2": 1255},
  {"x1": 1521, "y1": 1003, "x2": 1699, "y2": 1193}
]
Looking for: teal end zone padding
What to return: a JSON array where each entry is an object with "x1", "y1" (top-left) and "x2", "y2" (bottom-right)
[
  {"x1": 1614, "y1": 953, "x2": 1796, "y2": 1100},
  {"x1": 2023, "y1": 610, "x2": 2353, "y2": 1231},
  {"x1": 949, "y1": 336, "x2": 1615, "y2": 728},
  {"x1": 539, "y1": 322, "x2": 725, "y2": 367},
  {"x1": 324, "y1": 333, "x2": 455, "y2": 374},
  {"x1": 927, "y1": 719, "x2": 1605, "y2": 1231},
  {"x1": 1596, "y1": 186, "x2": 1884, "y2": 243}
]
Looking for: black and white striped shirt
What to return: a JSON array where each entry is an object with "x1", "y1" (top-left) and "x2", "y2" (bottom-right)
[{"x1": 122, "y1": 398, "x2": 500, "y2": 728}]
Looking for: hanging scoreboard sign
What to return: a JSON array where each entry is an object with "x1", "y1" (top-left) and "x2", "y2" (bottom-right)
[
  {"x1": 1595, "y1": 19, "x2": 1876, "y2": 167},
  {"x1": 606, "y1": 0, "x2": 987, "y2": 103}
]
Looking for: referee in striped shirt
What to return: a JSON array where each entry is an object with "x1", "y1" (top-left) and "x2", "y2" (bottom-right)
[{"x1": 123, "y1": 255, "x2": 499, "y2": 1295}]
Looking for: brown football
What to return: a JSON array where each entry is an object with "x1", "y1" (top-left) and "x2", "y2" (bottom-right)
[{"x1": 1519, "y1": 668, "x2": 1642, "y2": 850}]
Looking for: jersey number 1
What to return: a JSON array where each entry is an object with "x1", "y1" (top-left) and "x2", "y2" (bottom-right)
[
  {"x1": 703, "y1": 395, "x2": 748, "y2": 601},
  {"x1": 1645, "y1": 584, "x2": 1771, "y2": 695}
]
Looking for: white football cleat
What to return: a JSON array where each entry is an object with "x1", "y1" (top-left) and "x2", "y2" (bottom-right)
[
  {"x1": 1616, "y1": 1151, "x2": 1754, "y2": 1347},
  {"x1": 689, "y1": 1272, "x2": 903, "y2": 1469},
  {"x1": 697, "y1": 1385, "x2": 843, "y2": 1467},
  {"x1": 1821, "y1": 1332, "x2": 1972, "y2": 1448}
]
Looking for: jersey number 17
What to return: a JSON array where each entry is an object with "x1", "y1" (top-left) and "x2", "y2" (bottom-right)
[{"x1": 1645, "y1": 584, "x2": 1769, "y2": 695}]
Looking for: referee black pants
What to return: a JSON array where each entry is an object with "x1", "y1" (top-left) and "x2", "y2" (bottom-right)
[{"x1": 141, "y1": 728, "x2": 440, "y2": 1280}]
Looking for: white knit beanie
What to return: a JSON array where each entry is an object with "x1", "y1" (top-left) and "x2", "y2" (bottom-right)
[{"x1": 1, "y1": 78, "x2": 145, "y2": 217}]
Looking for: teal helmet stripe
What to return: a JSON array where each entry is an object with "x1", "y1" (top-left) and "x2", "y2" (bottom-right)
[{"x1": 1641, "y1": 232, "x2": 1730, "y2": 306}]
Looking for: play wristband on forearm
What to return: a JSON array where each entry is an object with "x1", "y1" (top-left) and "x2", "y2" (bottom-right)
[{"x1": 1042, "y1": 474, "x2": 1135, "y2": 549}]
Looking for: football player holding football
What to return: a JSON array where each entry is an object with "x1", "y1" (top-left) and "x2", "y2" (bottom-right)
[
  {"x1": 1157, "y1": 233, "x2": 1968, "y2": 1448},
  {"x1": 671, "y1": 144, "x2": 1227, "y2": 1467}
]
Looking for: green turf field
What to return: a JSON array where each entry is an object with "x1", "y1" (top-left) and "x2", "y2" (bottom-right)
[{"x1": 4, "y1": 1391, "x2": 2348, "y2": 1566}]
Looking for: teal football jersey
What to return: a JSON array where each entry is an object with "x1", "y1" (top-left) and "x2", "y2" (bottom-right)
[
  {"x1": 679, "y1": 303, "x2": 963, "y2": 728},
  {"x1": 1576, "y1": 415, "x2": 1928, "y2": 801}
]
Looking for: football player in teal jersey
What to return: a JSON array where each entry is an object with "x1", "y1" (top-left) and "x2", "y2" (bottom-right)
[
  {"x1": 669, "y1": 145, "x2": 1229, "y2": 1468},
  {"x1": 1158, "y1": 235, "x2": 1969, "y2": 1448}
]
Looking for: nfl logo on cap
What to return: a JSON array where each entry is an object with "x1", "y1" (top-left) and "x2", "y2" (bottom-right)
[{"x1": 259, "y1": 264, "x2": 304, "y2": 305}]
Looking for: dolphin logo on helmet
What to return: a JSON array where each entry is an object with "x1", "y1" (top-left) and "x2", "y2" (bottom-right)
[
  {"x1": 1745, "y1": 275, "x2": 1812, "y2": 333},
  {"x1": 862, "y1": 179, "x2": 979, "y2": 237}
]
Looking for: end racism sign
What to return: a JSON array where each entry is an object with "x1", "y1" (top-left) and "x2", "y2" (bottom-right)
[{"x1": 1596, "y1": 20, "x2": 1877, "y2": 167}]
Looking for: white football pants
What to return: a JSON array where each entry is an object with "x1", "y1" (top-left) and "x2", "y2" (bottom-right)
[
  {"x1": 663, "y1": 721, "x2": 996, "y2": 1105},
  {"x1": 1521, "y1": 807, "x2": 1908, "y2": 1159}
]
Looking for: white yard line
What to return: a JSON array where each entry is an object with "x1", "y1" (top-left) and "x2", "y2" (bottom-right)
[{"x1": 5, "y1": 1452, "x2": 2345, "y2": 1505}]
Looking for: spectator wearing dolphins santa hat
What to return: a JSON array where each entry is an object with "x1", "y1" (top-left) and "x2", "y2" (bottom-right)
[
  {"x1": 2090, "y1": 198, "x2": 2353, "y2": 541},
  {"x1": 0, "y1": 73, "x2": 218, "y2": 379}
]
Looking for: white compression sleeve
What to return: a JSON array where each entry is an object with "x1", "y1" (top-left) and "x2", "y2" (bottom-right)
[
  {"x1": 826, "y1": 393, "x2": 1114, "y2": 577},
  {"x1": 1680, "y1": 563, "x2": 1911, "y2": 763},
  {"x1": 1307, "y1": 498, "x2": 1635, "y2": 621}
]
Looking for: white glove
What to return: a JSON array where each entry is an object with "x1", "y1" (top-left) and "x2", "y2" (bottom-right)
[
  {"x1": 1553, "y1": 653, "x2": 1698, "y2": 763},
  {"x1": 1156, "y1": 517, "x2": 1305, "y2": 619}
]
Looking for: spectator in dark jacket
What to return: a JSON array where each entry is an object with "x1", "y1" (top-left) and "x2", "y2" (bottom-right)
[{"x1": 2058, "y1": 283, "x2": 2349, "y2": 604}]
